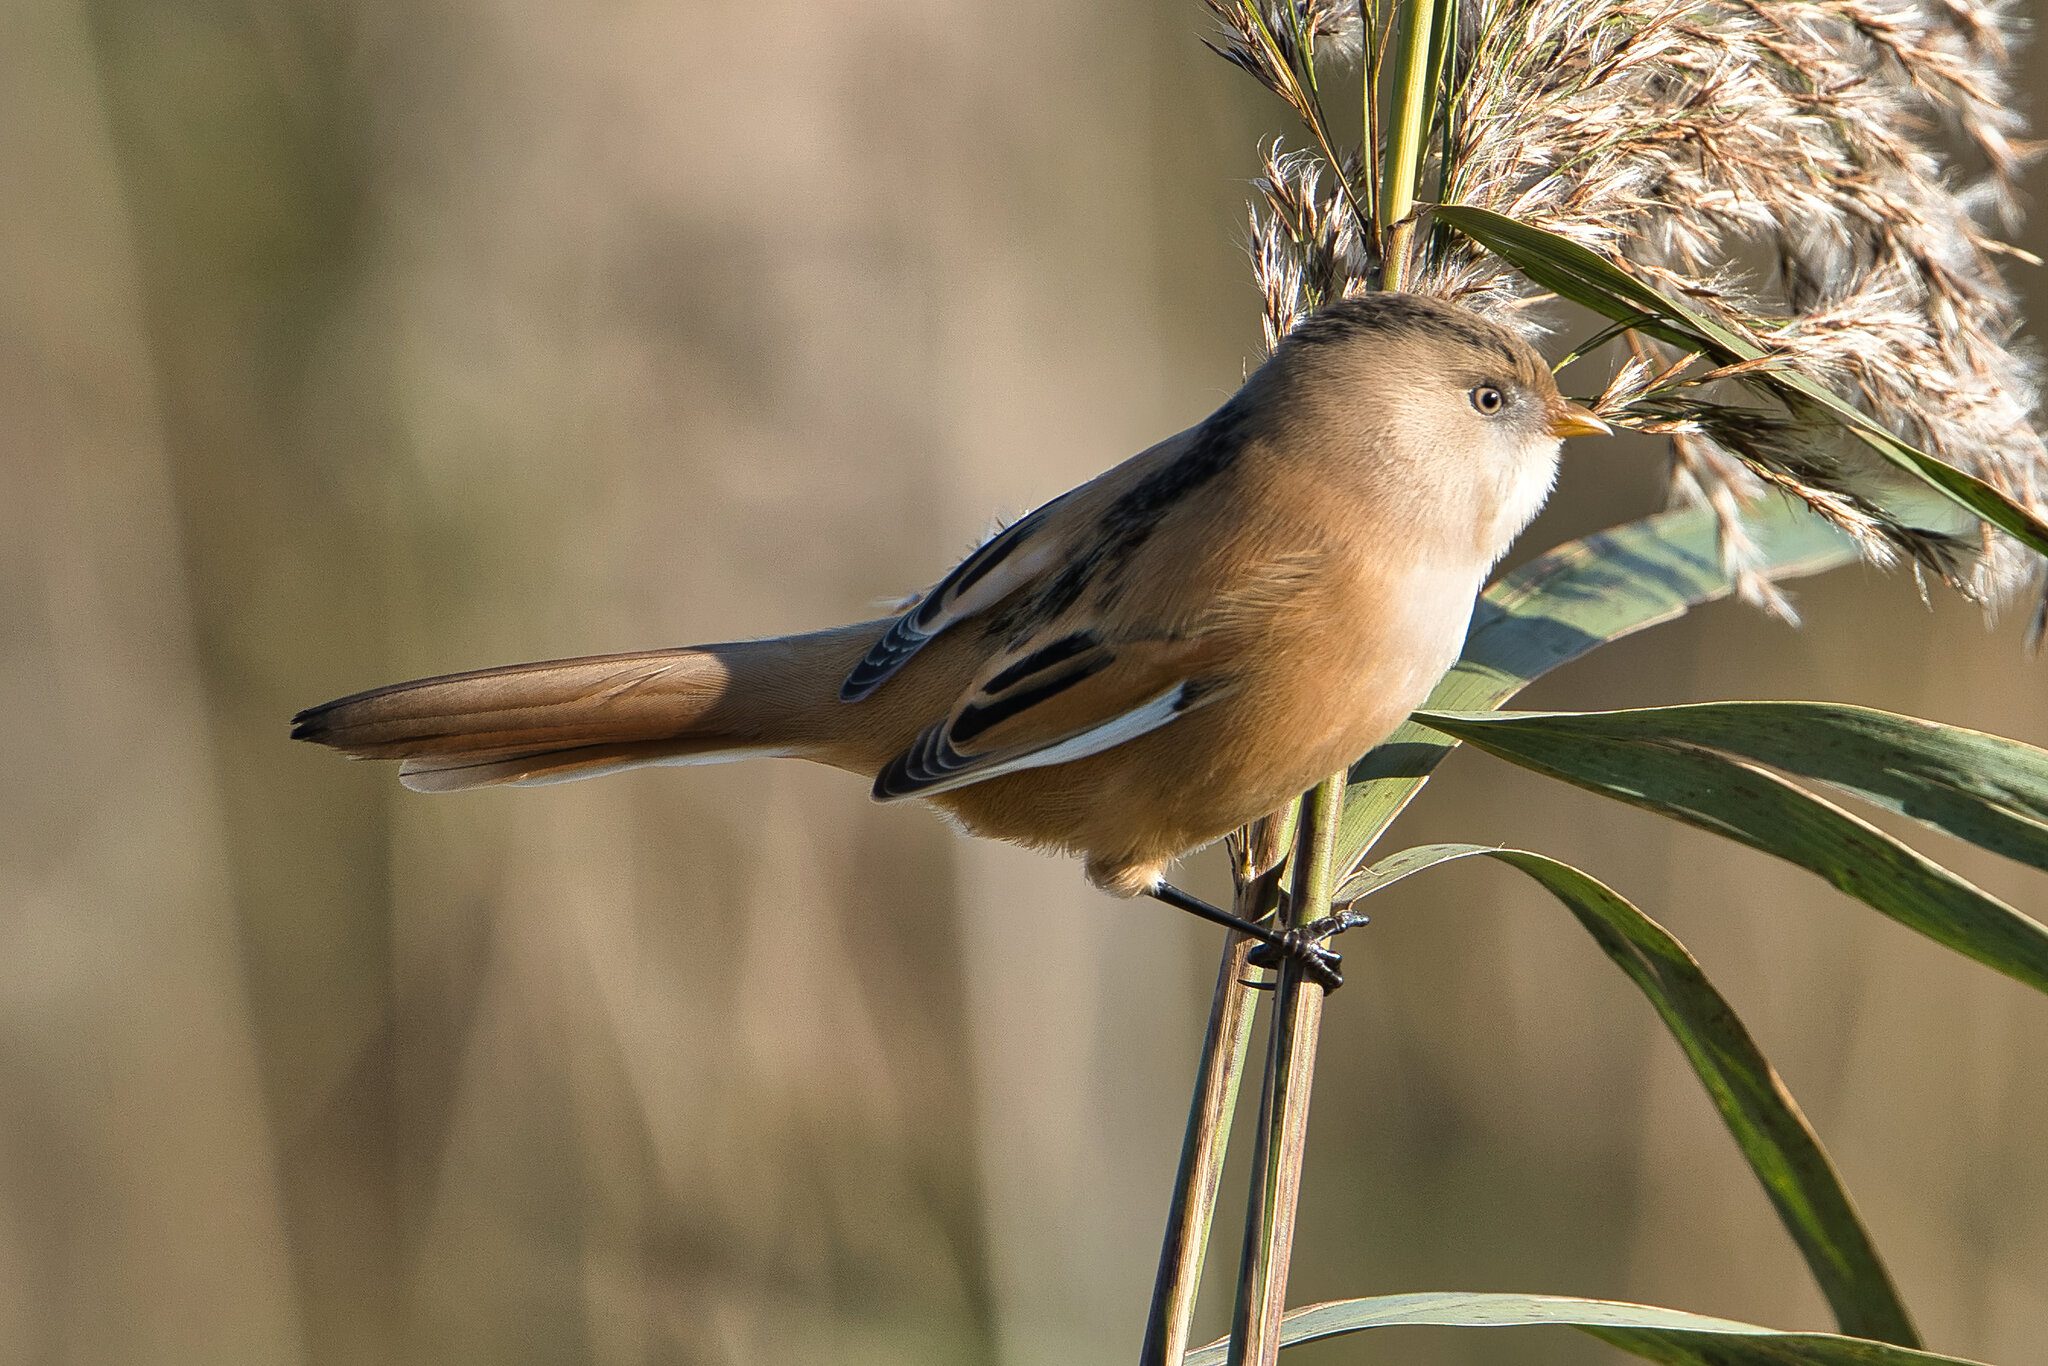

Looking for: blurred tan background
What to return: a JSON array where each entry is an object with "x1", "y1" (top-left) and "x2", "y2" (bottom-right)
[{"x1": 5, "y1": 2, "x2": 2046, "y2": 1363}]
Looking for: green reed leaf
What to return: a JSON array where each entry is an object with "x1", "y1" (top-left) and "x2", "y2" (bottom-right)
[
  {"x1": 1184, "y1": 1292, "x2": 1988, "y2": 1365},
  {"x1": 1412, "y1": 714, "x2": 2048, "y2": 996},
  {"x1": 1429, "y1": 703, "x2": 2048, "y2": 873},
  {"x1": 1337, "y1": 845, "x2": 1919, "y2": 1346}
]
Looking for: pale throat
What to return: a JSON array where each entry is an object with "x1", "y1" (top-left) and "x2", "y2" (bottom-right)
[{"x1": 1482, "y1": 439, "x2": 1563, "y2": 560}]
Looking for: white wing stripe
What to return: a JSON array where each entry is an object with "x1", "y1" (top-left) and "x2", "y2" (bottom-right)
[{"x1": 887, "y1": 684, "x2": 1197, "y2": 798}]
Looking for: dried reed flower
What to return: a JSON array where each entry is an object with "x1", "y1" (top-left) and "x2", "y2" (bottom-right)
[
  {"x1": 1208, "y1": 0, "x2": 1367, "y2": 92},
  {"x1": 1250, "y1": 146, "x2": 1372, "y2": 347},
  {"x1": 1217, "y1": 0, "x2": 2048, "y2": 622}
]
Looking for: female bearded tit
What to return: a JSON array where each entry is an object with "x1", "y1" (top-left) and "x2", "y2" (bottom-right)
[{"x1": 293, "y1": 292, "x2": 1610, "y2": 988}]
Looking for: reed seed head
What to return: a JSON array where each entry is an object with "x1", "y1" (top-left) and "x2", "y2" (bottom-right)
[{"x1": 1214, "y1": 0, "x2": 2048, "y2": 620}]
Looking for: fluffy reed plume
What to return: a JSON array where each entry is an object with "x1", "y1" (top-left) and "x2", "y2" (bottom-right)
[{"x1": 1219, "y1": 0, "x2": 2048, "y2": 621}]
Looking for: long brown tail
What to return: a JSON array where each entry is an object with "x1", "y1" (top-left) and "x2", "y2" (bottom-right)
[{"x1": 291, "y1": 622, "x2": 888, "y2": 792}]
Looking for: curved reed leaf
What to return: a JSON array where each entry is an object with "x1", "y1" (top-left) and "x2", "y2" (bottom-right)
[
  {"x1": 1184, "y1": 1292, "x2": 1990, "y2": 1366},
  {"x1": 1432, "y1": 704, "x2": 2048, "y2": 873},
  {"x1": 1336, "y1": 844, "x2": 1918, "y2": 1345},
  {"x1": 1411, "y1": 716, "x2": 2048, "y2": 995}
]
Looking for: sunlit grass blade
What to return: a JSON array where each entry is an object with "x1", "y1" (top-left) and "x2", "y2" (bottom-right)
[
  {"x1": 1435, "y1": 704, "x2": 2048, "y2": 873},
  {"x1": 1184, "y1": 1292, "x2": 1991, "y2": 1366},
  {"x1": 1336, "y1": 496, "x2": 1857, "y2": 876},
  {"x1": 1432, "y1": 203, "x2": 2048, "y2": 561},
  {"x1": 1412, "y1": 716, "x2": 2048, "y2": 995},
  {"x1": 1337, "y1": 844, "x2": 1918, "y2": 1345}
]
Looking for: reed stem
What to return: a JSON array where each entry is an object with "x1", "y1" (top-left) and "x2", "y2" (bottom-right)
[
  {"x1": 1378, "y1": 0, "x2": 1438, "y2": 290},
  {"x1": 1137, "y1": 906, "x2": 1265, "y2": 1364},
  {"x1": 1223, "y1": 773, "x2": 1347, "y2": 1366}
]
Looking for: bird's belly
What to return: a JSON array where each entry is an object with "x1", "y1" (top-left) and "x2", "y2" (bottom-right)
[{"x1": 931, "y1": 576, "x2": 1477, "y2": 891}]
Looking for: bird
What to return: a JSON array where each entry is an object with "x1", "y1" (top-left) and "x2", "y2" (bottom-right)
[{"x1": 292, "y1": 292, "x2": 1610, "y2": 987}]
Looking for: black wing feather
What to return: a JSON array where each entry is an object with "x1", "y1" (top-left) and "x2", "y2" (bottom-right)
[
  {"x1": 870, "y1": 650, "x2": 1112, "y2": 800},
  {"x1": 840, "y1": 504, "x2": 1057, "y2": 702}
]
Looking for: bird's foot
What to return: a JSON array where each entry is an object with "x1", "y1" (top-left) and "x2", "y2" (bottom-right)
[
  {"x1": 1243, "y1": 908, "x2": 1371, "y2": 991},
  {"x1": 1142, "y1": 881, "x2": 1366, "y2": 993}
]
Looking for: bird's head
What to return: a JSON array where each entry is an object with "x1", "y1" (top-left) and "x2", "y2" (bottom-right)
[{"x1": 1266, "y1": 292, "x2": 1609, "y2": 560}]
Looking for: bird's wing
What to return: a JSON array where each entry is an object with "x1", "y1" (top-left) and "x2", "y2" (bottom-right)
[
  {"x1": 870, "y1": 629, "x2": 1232, "y2": 800},
  {"x1": 839, "y1": 494, "x2": 1082, "y2": 702},
  {"x1": 837, "y1": 422, "x2": 1210, "y2": 702}
]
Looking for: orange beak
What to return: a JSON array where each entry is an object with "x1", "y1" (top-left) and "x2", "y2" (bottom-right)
[{"x1": 1547, "y1": 401, "x2": 1613, "y2": 439}]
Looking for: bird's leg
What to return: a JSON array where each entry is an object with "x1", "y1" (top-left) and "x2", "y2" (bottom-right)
[{"x1": 1146, "y1": 882, "x2": 1346, "y2": 991}]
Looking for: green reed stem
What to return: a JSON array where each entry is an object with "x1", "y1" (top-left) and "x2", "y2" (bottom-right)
[
  {"x1": 1379, "y1": 0, "x2": 1439, "y2": 289},
  {"x1": 1139, "y1": 897, "x2": 1267, "y2": 1364},
  {"x1": 1225, "y1": 773, "x2": 1347, "y2": 1366}
]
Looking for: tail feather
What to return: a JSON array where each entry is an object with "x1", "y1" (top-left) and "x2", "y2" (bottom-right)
[
  {"x1": 292, "y1": 625, "x2": 887, "y2": 792},
  {"x1": 396, "y1": 739, "x2": 796, "y2": 793}
]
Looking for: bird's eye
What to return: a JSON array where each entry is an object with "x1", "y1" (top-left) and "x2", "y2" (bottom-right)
[{"x1": 1470, "y1": 385, "x2": 1506, "y2": 415}]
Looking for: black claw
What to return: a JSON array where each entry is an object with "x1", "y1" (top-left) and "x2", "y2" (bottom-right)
[
  {"x1": 1244, "y1": 929, "x2": 1342, "y2": 989},
  {"x1": 1302, "y1": 910, "x2": 1371, "y2": 939}
]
